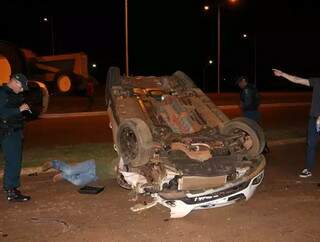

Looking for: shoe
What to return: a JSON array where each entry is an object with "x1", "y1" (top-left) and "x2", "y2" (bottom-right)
[
  {"x1": 41, "y1": 161, "x2": 53, "y2": 172},
  {"x1": 299, "y1": 169, "x2": 312, "y2": 178},
  {"x1": 6, "y1": 188, "x2": 31, "y2": 202},
  {"x1": 53, "y1": 173, "x2": 64, "y2": 183}
]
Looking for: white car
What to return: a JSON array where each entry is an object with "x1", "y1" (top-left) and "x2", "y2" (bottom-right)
[{"x1": 106, "y1": 67, "x2": 266, "y2": 218}]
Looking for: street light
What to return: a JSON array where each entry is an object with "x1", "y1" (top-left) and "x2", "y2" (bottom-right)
[
  {"x1": 203, "y1": 0, "x2": 239, "y2": 94},
  {"x1": 43, "y1": 16, "x2": 55, "y2": 55},
  {"x1": 241, "y1": 33, "x2": 257, "y2": 87},
  {"x1": 203, "y1": 58, "x2": 214, "y2": 91},
  {"x1": 124, "y1": 0, "x2": 129, "y2": 76}
]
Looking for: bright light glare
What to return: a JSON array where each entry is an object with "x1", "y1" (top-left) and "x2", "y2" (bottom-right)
[
  {"x1": 92, "y1": 64, "x2": 97, "y2": 68},
  {"x1": 204, "y1": 5, "x2": 210, "y2": 11}
]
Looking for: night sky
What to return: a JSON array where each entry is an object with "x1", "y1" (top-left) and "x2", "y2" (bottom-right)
[{"x1": 1, "y1": 0, "x2": 320, "y2": 92}]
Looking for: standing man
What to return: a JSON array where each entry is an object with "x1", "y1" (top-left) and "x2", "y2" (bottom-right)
[
  {"x1": 273, "y1": 69, "x2": 319, "y2": 178},
  {"x1": 0, "y1": 73, "x2": 31, "y2": 201},
  {"x1": 236, "y1": 76, "x2": 261, "y2": 122},
  {"x1": 236, "y1": 76, "x2": 270, "y2": 153}
]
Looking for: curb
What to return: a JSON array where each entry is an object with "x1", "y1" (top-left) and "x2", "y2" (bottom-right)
[
  {"x1": 0, "y1": 137, "x2": 307, "y2": 177},
  {"x1": 39, "y1": 111, "x2": 108, "y2": 119},
  {"x1": 268, "y1": 137, "x2": 306, "y2": 147},
  {"x1": 219, "y1": 102, "x2": 309, "y2": 110}
]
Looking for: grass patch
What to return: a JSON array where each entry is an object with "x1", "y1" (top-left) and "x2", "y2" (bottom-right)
[{"x1": 0, "y1": 143, "x2": 119, "y2": 179}]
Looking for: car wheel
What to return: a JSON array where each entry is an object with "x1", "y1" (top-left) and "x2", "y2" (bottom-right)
[
  {"x1": 221, "y1": 117, "x2": 265, "y2": 157},
  {"x1": 172, "y1": 70, "x2": 195, "y2": 88},
  {"x1": 106, "y1": 66, "x2": 121, "y2": 107},
  {"x1": 116, "y1": 118, "x2": 153, "y2": 167},
  {"x1": 23, "y1": 81, "x2": 49, "y2": 119}
]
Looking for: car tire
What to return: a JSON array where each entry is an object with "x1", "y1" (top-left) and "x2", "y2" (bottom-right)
[
  {"x1": 106, "y1": 66, "x2": 121, "y2": 107},
  {"x1": 116, "y1": 118, "x2": 153, "y2": 167},
  {"x1": 221, "y1": 117, "x2": 265, "y2": 157},
  {"x1": 172, "y1": 70, "x2": 195, "y2": 88},
  {"x1": 23, "y1": 81, "x2": 49, "y2": 119}
]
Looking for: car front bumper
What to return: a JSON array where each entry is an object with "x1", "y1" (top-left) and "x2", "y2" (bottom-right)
[{"x1": 155, "y1": 170, "x2": 264, "y2": 218}]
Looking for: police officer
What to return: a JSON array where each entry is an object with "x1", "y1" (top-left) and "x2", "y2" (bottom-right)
[
  {"x1": 0, "y1": 73, "x2": 31, "y2": 201},
  {"x1": 236, "y1": 76, "x2": 270, "y2": 153}
]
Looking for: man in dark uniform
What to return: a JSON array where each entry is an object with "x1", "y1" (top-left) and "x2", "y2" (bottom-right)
[
  {"x1": 237, "y1": 76, "x2": 261, "y2": 122},
  {"x1": 236, "y1": 76, "x2": 270, "y2": 153},
  {"x1": 0, "y1": 73, "x2": 31, "y2": 201},
  {"x1": 273, "y1": 69, "x2": 320, "y2": 178}
]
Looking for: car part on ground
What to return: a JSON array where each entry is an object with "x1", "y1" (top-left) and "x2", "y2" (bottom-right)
[{"x1": 106, "y1": 66, "x2": 266, "y2": 218}]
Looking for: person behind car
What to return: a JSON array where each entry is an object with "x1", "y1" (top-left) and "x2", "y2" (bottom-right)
[
  {"x1": 236, "y1": 76, "x2": 270, "y2": 154},
  {"x1": 273, "y1": 68, "x2": 320, "y2": 178}
]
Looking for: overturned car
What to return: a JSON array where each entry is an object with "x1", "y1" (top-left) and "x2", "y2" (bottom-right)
[{"x1": 106, "y1": 67, "x2": 266, "y2": 218}]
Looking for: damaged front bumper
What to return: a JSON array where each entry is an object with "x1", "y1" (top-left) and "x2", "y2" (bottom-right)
[
  {"x1": 122, "y1": 156, "x2": 266, "y2": 218},
  {"x1": 155, "y1": 170, "x2": 264, "y2": 218}
]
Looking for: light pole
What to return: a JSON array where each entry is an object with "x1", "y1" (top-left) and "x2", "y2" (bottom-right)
[
  {"x1": 125, "y1": 0, "x2": 129, "y2": 76},
  {"x1": 204, "y1": 0, "x2": 238, "y2": 94},
  {"x1": 217, "y1": 4, "x2": 221, "y2": 94},
  {"x1": 203, "y1": 59, "x2": 214, "y2": 91},
  {"x1": 43, "y1": 17, "x2": 55, "y2": 55},
  {"x1": 241, "y1": 33, "x2": 257, "y2": 87}
]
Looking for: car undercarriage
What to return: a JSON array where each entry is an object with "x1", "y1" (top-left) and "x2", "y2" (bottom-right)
[{"x1": 106, "y1": 67, "x2": 266, "y2": 218}]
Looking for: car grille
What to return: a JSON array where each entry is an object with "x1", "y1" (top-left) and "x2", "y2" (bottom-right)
[{"x1": 180, "y1": 181, "x2": 250, "y2": 205}]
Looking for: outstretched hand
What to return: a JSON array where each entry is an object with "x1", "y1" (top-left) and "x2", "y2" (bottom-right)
[{"x1": 272, "y1": 69, "x2": 283, "y2": 77}]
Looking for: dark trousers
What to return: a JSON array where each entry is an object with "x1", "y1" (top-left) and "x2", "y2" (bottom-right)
[
  {"x1": 243, "y1": 110, "x2": 269, "y2": 152},
  {"x1": 243, "y1": 110, "x2": 261, "y2": 123},
  {"x1": 1, "y1": 130, "x2": 23, "y2": 189},
  {"x1": 306, "y1": 117, "x2": 319, "y2": 170}
]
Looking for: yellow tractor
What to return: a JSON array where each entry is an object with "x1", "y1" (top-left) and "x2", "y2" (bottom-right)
[{"x1": 0, "y1": 40, "x2": 93, "y2": 116}]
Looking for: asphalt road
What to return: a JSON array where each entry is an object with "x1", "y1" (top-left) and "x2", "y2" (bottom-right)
[
  {"x1": 2, "y1": 99, "x2": 320, "y2": 241},
  {"x1": 1, "y1": 143, "x2": 320, "y2": 242}
]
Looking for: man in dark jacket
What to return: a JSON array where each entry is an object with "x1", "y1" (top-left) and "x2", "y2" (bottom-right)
[
  {"x1": 237, "y1": 76, "x2": 261, "y2": 122},
  {"x1": 237, "y1": 76, "x2": 269, "y2": 153},
  {"x1": 0, "y1": 73, "x2": 31, "y2": 201}
]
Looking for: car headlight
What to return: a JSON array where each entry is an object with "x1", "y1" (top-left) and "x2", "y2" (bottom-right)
[{"x1": 252, "y1": 172, "x2": 264, "y2": 185}]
